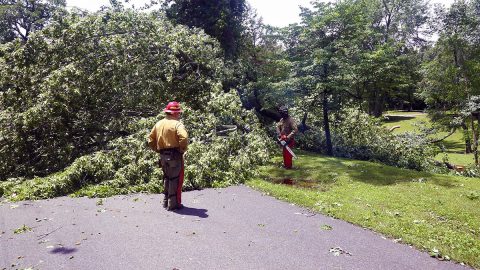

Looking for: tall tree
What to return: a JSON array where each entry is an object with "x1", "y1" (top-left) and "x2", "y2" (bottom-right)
[
  {"x1": 237, "y1": 6, "x2": 293, "y2": 118},
  {"x1": 290, "y1": 0, "x2": 373, "y2": 155},
  {"x1": 359, "y1": 0, "x2": 430, "y2": 116},
  {"x1": 420, "y1": 0, "x2": 480, "y2": 159},
  {"x1": 163, "y1": 0, "x2": 247, "y2": 60}
]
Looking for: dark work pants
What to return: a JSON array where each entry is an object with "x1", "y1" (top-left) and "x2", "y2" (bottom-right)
[{"x1": 160, "y1": 149, "x2": 184, "y2": 210}]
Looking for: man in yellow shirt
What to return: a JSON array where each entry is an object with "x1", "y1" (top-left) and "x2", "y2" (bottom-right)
[{"x1": 148, "y1": 101, "x2": 188, "y2": 211}]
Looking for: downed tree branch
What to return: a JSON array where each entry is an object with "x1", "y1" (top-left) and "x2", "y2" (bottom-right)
[
  {"x1": 389, "y1": 125, "x2": 401, "y2": 132},
  {"x1": 428, "y1": 128, "x2": 456, "y2": 144},
  {"x1": 216, "y1": 125, "x2": 237, "y2": 136},
  {"x1": 37, "y1": 226, "x2": 63, "y2": 240}
]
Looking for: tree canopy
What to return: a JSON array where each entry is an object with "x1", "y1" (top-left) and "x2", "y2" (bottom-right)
[
  {"x1": 0, "y1": 8, "x2": 226, "y2": 179},
  {"x1": 162, "y1": 0, "x2": 248, "y2": 60},
  {"x1": 0, "y1": 0, "x2": 66, "y2": 43}
]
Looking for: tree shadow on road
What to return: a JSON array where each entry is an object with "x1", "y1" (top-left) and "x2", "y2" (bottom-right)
[
  {"x1": 49, "y1": 247, "x2": 77, "y2": 255},
  {"x1": 174, "y1": 206, "x2": 208, "y2": 218}
]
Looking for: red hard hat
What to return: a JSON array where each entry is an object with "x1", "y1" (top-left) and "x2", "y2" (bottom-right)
[{"x1": 163, "y1": 101, "x2": 183, "y2": 113}]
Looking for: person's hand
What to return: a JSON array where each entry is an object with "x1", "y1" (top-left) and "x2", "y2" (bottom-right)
[{"x1": 280, "y1": 135, "x2": 287, "y2": 141}]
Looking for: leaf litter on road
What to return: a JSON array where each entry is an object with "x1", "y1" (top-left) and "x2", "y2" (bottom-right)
[
  {"x1": 329, "y1": 247, "x2": 352, "y2": 256},
  {"x1": 321, "y1": 225, "x2": 333, "y2": 230},
  {"x1": 13, "y1": 224, "x2": 32, "y2": 234}
]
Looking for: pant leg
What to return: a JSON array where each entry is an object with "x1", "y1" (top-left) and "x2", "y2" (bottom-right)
[
  {"x1": 167, "y1": 175, "x2": 179, "y2": 210},
  {"x1": 163, "y1": 176, "x2": 169, "y2": 206},
  {"x1": 177, "y1": 158, "x2": 184, "y2": 205},
  {"x1": 161, "y1": 159, "x2": 169, "y2": 200},
  {"x1": 162, "y1": 151, "x2": 183, "y2": 210},
  {"x1": 283, "y1": 139, "x2": 295, "y2": 169}
]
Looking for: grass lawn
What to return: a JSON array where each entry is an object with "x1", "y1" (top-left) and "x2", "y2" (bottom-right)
[
  {"x1": 383, "y1": 111, "x2": 474, "y2": 166},
  {"x1": 248, "y1": 150, "x2": 480, "y2": 268}
]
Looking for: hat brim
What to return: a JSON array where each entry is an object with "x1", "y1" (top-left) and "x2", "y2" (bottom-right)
[{"x1": 164, "y1": 109, "x2": 183, "y2": 113}]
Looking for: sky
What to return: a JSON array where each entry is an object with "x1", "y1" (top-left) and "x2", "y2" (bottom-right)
[{"x1": 66, "y1": 0, "x2": 455, "y2": 28}]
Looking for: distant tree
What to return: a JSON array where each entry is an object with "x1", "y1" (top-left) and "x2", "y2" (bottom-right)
[
  {"x1": 0, "y1": 0, "x2": 66, "y2": 43},
  {"x1": 420, "y1": 0, "x2": 480, "y2": 160},
  {"x1": 236, "y1": 6, "x2": 293, "y2": 118},
  {"x1": 356, "y1": 0, "x2": 430, "y2": 117},
  {"x1": 162, "y1": 0, "x2": 248, "y2": 60},
  {"x1": 287, "y1": 0, "x2": 376, "y2": 155}
]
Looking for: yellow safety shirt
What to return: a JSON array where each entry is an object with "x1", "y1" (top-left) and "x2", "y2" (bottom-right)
[{"x1": 148, "y1": 115, "x2": 188, "y2": 153}]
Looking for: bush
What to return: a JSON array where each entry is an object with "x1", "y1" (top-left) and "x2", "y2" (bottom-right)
[
  {"x1": 455, "y1": 164, "x2": 480, "y2": 178},
  {"x1": 295, "y1": 108, "x2": 438, "y2": 171}
]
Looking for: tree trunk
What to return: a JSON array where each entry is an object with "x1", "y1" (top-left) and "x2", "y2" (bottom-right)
[
  {"x1": 368, "y1": 87, "x2": 384, "y2": 117},
  {"x1": 368, "y1": 88, "x2": 376, "y2": 116},
  {"x1": 462, "y1": 122, "x2": 472, "y2": 153},
  {"x1": 298, "y1": 111, "x2": 310, "y2": 133},
  {"x1": 322, "y1": 91, "x2": 333, "y2": 156},
  {"x1": 407, "y1": 89, "x2": 413, "y2": 112},
  {"x1": 471, "y1": 114, "x2": 478, "y2": 165},
  {"x1": 475, "y1": 113, "x2": 480, "y2": 165},
  {"x1": 373, "y1": 92, "x2": 384, "y2": 117}
]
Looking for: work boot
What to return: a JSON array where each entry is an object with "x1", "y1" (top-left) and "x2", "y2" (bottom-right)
[
  {"x1": 167, "y1": 196, "x2": 178, "y2": 211},
  {"x1": 163, "y1": 199, "x2": 168, "y2": 209},
  {"x1": 162, "y1": 194, "x2": 168, "y2": 209}
]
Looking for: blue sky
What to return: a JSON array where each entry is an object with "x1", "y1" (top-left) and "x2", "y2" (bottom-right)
[{"x1": 66, "y1": 0, "x2": 454, "y2": 27}]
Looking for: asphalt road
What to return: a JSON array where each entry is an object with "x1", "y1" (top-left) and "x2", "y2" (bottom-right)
[{"x1": 0, "y1": 185, "x2": 472, "y2": 270}]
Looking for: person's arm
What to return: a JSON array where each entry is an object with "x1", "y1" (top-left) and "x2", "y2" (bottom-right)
[
  {"x1": 176, "y1": 122, "x2": 188, "y2": 153},
  {"x1": 286, "y1": 118, "x2": 298, "y2": 140},
  {"x1": 148, "y1": 125, "x2": 158, "y2": 152},
  {"x1": 276, "y1": 119, "x2": 283, "y2": 137}
]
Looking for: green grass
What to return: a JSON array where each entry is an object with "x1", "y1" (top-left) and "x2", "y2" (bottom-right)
[
  {"x1": 383, "y1": 112, "x2": 429, "y2": 133},
  {"x1": 248, "y1": 150, "x2": 480, "y2": 268},
  {"x1": 383, "y1": 112, "x2": 474, "y2": 166}
]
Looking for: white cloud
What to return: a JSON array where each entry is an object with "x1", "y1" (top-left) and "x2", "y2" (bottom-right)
[{"x1": 247, "y1": 0, "x2": 314, "y2": 27}]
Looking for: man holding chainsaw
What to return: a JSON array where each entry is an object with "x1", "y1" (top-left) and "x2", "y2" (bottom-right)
[
  {"x1": 148, "y1": 101, "x2": 188, "y2": 211},
  {"x1": 276, "y1": 106, "x2": 298, "y2": 169}
]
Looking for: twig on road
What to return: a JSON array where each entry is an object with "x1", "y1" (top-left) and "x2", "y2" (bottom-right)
[{"x1": 37, "y1": 226, "x2": 63, "y2": 240}]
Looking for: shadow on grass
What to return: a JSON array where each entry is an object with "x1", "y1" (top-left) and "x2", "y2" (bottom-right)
[
  {"x1": 437, "y1": 140, "x2": 466, "y2": 153},
  {"x1": 261, "y1": 151, "x2": 459, "y2": 189},
  {"x1": 382, "y1": 115, "x2": 416, "y2": 122}
]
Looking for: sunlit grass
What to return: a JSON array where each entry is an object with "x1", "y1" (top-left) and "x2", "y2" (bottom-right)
[
  {"x1": 383, "y1": 111, "x2": 474, "y2": 165},
  {"x1": 383, "y1": 112, "x2": 429, "y2": 133},
  {"x1": 248, "y1": 150, "x2": 480, "y2": 268}
]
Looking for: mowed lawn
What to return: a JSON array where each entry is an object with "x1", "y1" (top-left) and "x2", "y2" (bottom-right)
[
  {"x1": 383, "y1": 111, "x2": 473, "y2": 166},
  {"x1": 248, "y1": 151, "x2": 480, "y2": 268}
]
